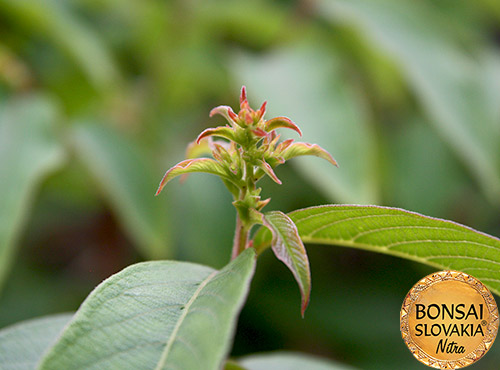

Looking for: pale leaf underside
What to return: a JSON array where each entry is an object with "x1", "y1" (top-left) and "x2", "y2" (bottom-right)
[
  {"x1": 39, "y1": 249, "x2": 256, "y2": 370},
  {"x1": 262, "y1": 211, "x2": 311, "y2": 316}
]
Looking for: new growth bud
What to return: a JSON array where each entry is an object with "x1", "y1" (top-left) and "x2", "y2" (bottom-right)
[{"x1": 156, "y1": 86, "x2": 337, "y2": 257}]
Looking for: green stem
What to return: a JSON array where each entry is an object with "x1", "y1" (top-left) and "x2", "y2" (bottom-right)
[{"x1": 231, "y1": 158, "x2": 256, "y2": 259}]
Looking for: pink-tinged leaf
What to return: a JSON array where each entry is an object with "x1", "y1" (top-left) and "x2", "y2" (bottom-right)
[
  {"x1": 228, "y1": 109, "x2": 239, "y2": 123},
  {"x1": 281, "y1": 142, "x2": 338, "y2": 167},
  {"x1": 196, "y1": 126, "x2": 235, "y2": 144},
  {"x1": 244, "y1": 112, "x2": 253, "y2": 125},
  {"x1": 156, "y1": 158, "x2": 233, "y2": 195},
  {"x1": 252, "y1": 128, "x2": 268, "y2": 137},
  {"x1": 257, "y1": 101, "x2": 267, "y2": 119},
  {"x1": 212, "y1": 142, "x2": 233, "y2": 164},
  {"x1": 240, "y1": 86, "x2": 248, "y2": 108},
  {"x1": 262, "y1": 211, "x2": 311, "y2": 316},
  {"x1": 265, "y1": 117, "x2": 302, "y2": 136},
  {"x1": 257, "y1": 198, "x2": 271, "y2": 211},
  {"x1": 209, "y1": 105, "x2": 238, "y2": 127},
  {"x1": 258, "y1": 160, "x2": 282, "y2": 184},
  {"x1": 269, "y1": 132, "x2": 280, "y2": 147},
  {"x1": 276, "y1": 138, "x2": 294, "y2": 152}
]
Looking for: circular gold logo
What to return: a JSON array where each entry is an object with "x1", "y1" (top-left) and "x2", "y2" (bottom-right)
[{"x1": 400, "y1": 270, "x2": 498, "y2": 368}]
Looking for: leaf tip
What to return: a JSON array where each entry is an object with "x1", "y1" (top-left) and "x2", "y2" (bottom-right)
[
  {"x1": 301, "y1": 298, "x2": 310, "y2": 318},
  {"x1": 240, "y1": 85, "x2": 247, "y2": 105}
]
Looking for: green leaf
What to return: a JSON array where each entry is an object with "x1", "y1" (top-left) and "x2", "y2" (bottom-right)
[
  {"x1": 262, "y1": 211, "x2": 311, "y2": 316},
  {"x1": 39, "y1": 248, "x2": 256, "y2": 370},
  {"x1": 196, "y1": 127, "x2": 237, "y2": 145},
  {"x1": 0, "y1": 0, "x2": 119, "y2": 89},
  {"x1": 239, "y1": 352, "x2": 356, "y2": 370},
  {"x1": 156, "y1": 158, "x2": 237, "y2": 195},
  {"x1": 71, "y1": 123, "x2": 171, "y2": 259},
  {"x1": 264, "y1": 117, "x2": 302, "y2": 136},
  {"x1": 255, "y1": 205, "x2": 500, "y2": 295},
  {"x1": 257, "y1": 160, "x2": 282, "y2": 185},
  {"x1": 0, "y1": 313, "x2": 73, "y2": 369},
  {"x1": 319, "y1": 0, "x2": 500, "y2": 203},
  {"x1": 280, "y1": 142, "x2": 338, "y2": 167},
  {"x1": 0, "y1": 95, "x2": 65, "y2": 290},
  {"x1": 233, "y1": 45, "x2": 379, "y2": 204}
]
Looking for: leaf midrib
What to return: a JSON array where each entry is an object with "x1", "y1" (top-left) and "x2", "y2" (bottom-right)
[{"x1": 155, "y1": 270, "x2": 218, "y2": 369}]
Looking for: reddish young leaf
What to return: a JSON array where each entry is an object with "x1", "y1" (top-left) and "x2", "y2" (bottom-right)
[
  {"x1": 196, "y1": 126, "x2": 236, "y2": 144},
  {"x1": 256, "y1": 101, "x2": 267, "y2": 120},
  {"x1": 262, "y1": 211, "x2": 311, "y2": 316},
  {"x1": 156, "y1": 158, "x2": 234, "y2": 195},
  {"x1": 265, "y1": 117, "x2": 302, "y2": 136},
  {"x1": 258, "y1": 160, "x2": 282, "y2": 185},
  {"x1": 281, "y1": 142, "x2": 338, "y2": 167},
  {"x1": 240, "y1": 86, "x2": 249, "y2": 109},
  {"x1": 209, "y1": 105, "x2": 238, "y2": 127}
]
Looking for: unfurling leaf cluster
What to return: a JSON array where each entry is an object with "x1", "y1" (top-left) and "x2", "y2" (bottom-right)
[{"x1": 156, "y1": 87, "x2": 337, "y2": 315}]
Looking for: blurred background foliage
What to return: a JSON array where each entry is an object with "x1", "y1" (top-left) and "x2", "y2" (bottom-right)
[{"x1": 0, "y1": 0, "x2": 500, "y2": 368}]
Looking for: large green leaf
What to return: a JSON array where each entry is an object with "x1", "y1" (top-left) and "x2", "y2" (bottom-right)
[
  {"x1": 254, "y1": 205, "x2": 500, "y2": 295},
  {"x1": 39, "y1": 248, "x2": 256, "y2": 369},
  {"x1": 319, "y1": 0, "x2": 500, "y2": 203},
  {"x1": 233, "y1": 45, "x2": 379, "y2": 204},
  {"x1": 239, "y1": 352, "x2": 356, "y2": 370},
  {"x1": 71, "y1": 123, "x2": 171, "y2": 259},
  {"x1": 0, "y1": 313, "x2": 73, "y2": 370},
  {"x1": 0, "y1": 95, "x2": 65, "y2": 289},
  {"x1": 262, "y1": 211, "x2": 311, "y2": 316}
]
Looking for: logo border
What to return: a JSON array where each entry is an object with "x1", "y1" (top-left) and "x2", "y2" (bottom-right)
[{"x1": 400, "y1": 270, "x2": 499, "y2": 368}]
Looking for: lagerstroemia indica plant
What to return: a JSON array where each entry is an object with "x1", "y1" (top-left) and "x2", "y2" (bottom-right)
[
  {"x1": 3, "y1": 87, "x2": 500, "y2": 370},
  {"x1": 156, "y1": 86, "x2": 338, "y2": 315}
]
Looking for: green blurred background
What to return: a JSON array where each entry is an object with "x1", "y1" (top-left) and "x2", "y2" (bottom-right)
[{"x1": 1, "y1": 0, "x2": 500, "y2": 368}]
